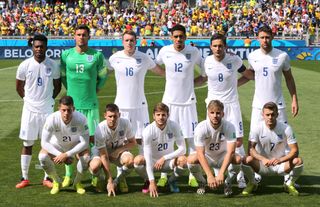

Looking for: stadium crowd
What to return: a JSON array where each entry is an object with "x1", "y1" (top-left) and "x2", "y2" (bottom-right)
[{"x1": 0, "y1": 0, "x2": 319, "y2": 38}]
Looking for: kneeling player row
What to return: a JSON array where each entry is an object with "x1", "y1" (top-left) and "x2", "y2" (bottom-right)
[{"x1": 39, "y1": 96, "x2": 303, "y2": 197}]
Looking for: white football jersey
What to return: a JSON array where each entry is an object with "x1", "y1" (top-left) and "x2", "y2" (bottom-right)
[
  {"x1": 95, "y1": 118, "x2": 135, "y2": 153},
  {"x1": 143, "y1": 120, "x2": 185, "y2": 161},
  {"x1": 248, "y1": 48, "x2": 291, "y2": 109},
  {"x1": 16, "y1": 57, "x2": 60, "y2": 113},
  {"x1": 42, "y1": 111, "x2": 89, "y2": 156},
  {"x1": 194, "y1": 119, "x2": 236, "y2": 161},
  {"x1": 249, "y1": 121, "x2": 297, "y2": 159},
  {"x1": 143, "y1": 120, "x2": 186, "y2": 180},
  {"x1": 204, "y1": 53, "x2": 243, "y2": 103},
  {"x1": 156, "y1": 44, "x2": 204, "y2": 105},
  {"x1": 109, "y1": 50, "x2": 156, "y2": 109}
]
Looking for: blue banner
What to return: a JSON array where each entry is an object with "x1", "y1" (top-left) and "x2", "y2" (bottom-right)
[
  {"x1": 0, "y1": 39, "x2": 306, "y2": 47},
  {"x1": 1, "y1": 46, "x2": 319, "y2": 60}
]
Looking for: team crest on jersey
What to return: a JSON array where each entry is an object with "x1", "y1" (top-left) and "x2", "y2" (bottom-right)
[
  {"x1": 71, "y1": 127, "x2": 77, "y2": 132},
  {"x1": 186, "y1": 53, "x2": 191, "y2": 60},
  {"x1": 46, "y1": 67, "x2": 52, "y2": 75},
  {"x1": 272, "y1": 58, "x2": 278, "y2": 65},
  {"x1": 136, "y1": 58, "x2": 141, "y2": 64},
  {"x1": 119, "y1": 130, "x2": 124, "y2": 136},
  {"x1": 84, "y1": 125, "x2": 88, "y2": 130},
  {"x1": 277, "y1": 134, "x2": 283, "y2": 140},
  {"x1": 87, "y1": 55, "x2": 94, "y2": 62},
  {"x1": 226, "y1": 63, "x2": 232, "y2": 69},
  {"x1": 167, "y1": 132, "x2": 173, "y2": 139}
]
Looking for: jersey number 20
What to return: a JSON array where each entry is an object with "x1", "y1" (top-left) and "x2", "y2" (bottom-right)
[{"x1": 158, "y1": 143, "x2": 168, "y2": 151}]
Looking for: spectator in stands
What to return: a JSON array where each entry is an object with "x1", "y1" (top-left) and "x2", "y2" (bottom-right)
[
  {"x1": 244, "y1": 36, "x2": 252, "y2": 47},
  {"x1": 0, "y1": 0, "x2": 317, "y2": 38}
]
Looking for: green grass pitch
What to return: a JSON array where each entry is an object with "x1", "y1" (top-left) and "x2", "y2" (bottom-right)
[{"x1": 0, "y1": 59, "x2": 319, "y2": 207}]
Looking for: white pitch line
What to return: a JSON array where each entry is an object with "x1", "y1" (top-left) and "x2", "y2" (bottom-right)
[
  {"x1": 0, "y1": 66, "x2": 18, "y2": 71},
  {"x1": 0, "y1": 84, "x2": 208, "y2": 103}
]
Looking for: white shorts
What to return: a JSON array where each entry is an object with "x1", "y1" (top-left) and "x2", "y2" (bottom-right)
[
  {"x1": 205, "y1": 153, "x2": 233, "y2": 176},
  {"x1": 91, "y1": 147, "x2": 133, "y2": 167},
  {"x1": 19, "y1": 105, "x2": 50, "y2": 141},
  {"x1": 250, "y1": 107, "x2": 288, "y2": 133},
  {"x1": 258, "y1": 162, "x2": 286, "y2": 176},
  {"x1": 151, "y1": 158, "x2": 175, "y2": 172},
  {"x1": 206, "y1": 101, "x2": 243, "y2": 138},
  {"x1": 120, "y1": 107, "x2": 150, "y2": 139},
  {"x1": 205, "y1": 153, "x2": 225, "y2": 169},
  {"x1": 166, "y1": 103, "x2": 198, "y2": 139}
]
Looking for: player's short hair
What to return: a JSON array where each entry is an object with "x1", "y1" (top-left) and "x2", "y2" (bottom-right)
[
  {"x1": 122, "y1": 30, "x2": 137, "y2": 40},
  {"x1": 263, "y1": 102, "x2": 278, "y2": 113},
  {"x1": 75, "y1": 24, "x2": 90, "y2": 35},
  {"x1": 171, "y1": 24, "x2": 186, "y2": 35},
  {"x1": 207, "y1": 100, "x2": 224, "y2": 111},
  {"x1": 210, "y1": 33, "x2": 227, "y2": 46},
  {"x1": 105, "y1": 103, "x2": 119, "y2": 113},
  {"x1": 258, "y1": 25, "x2": 273, "y2": 36},
  {"x1": 28, "y1": 34, "x2": 48, "y2": 47},
  {"x1": 59, "y1": 96, "x2": 74, "y2": 106},
  {"x1": 153, "y1": 103, "x2": 169, "y2": 114}
]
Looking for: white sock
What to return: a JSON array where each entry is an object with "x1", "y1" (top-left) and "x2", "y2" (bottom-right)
[
  {"x1": 173, "y1": 166, "x2": 185, "y2": 177},
  {"x1": 134, "y1": 164, "x2": 148, "y2": 180},
  {"x1": 116, "y1": 166, "x2": 122, "y2": 177},
  {"x1": 73, "y1": 156, "x2": 89, "y2": 185},
  {"x1": 187, "y1": 163, "x2": 206, "y2": 184},
  {"x1": 38, "y1": 153, "x2": 60, "y2": 182},
  {"x1": 76, "y1": 156, "x2": 89, "y2": 174},
  {"x1": 226, "y1": 164, "x2": 240, "y2": 184},
  {"x1": 117, "y1": 165, "x2": 132, "y2": 179},
  {"x1": 44, "y1": 172, "x2": 50, "y2": 180},
  {"x1": 160, "y1": 172, "x2": 168, "y2": 179},
  {"x1": 242, "y1": 164, "x2": 255, "y2": 184},
  {"x1": 73, "y1": 172, "x2": 83, "y2": 186},
  {"x1": 21, "y1": 155, "x2": 32, "y2": 180},
  {"x1": 286, "y1": 164, "x2": 304, "y2": 185},
  {"x1": 237, "y1": 170, "x2": 245, "y2": 181}
]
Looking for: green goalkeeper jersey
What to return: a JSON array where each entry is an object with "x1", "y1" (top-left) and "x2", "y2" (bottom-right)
[{"x1": 61, "y1": 47, "x2": 107, "y2": 109}]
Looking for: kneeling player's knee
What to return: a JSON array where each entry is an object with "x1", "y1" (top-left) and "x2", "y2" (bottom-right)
[
  {"x1": 89, "y1": 158, "x2": 101, "y2": 174},
  {"x1": 38, "y1": 153, "x2": 49, "y2": 163},
  {"x1": 120, "y1": 152, "x2": 134, "y2": 167},
  {"x1": 234, "y1": 154, "x2": 242, "y2": 165},
  {"x1": 187, "y1": 154, "x2": 198, "y2": 164},
  {"x1": 293, "y1": 157, "x2": 303, "y2": 166},
  {"x1": 243, "y1": 156, "x2": 253, "y2": 165},
  {"x1": 176, "y1": 156, "x2": 187, "y2": 167},
  {"x1": 134, "y1": 155, "x2": 145, "y2": 166}
]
